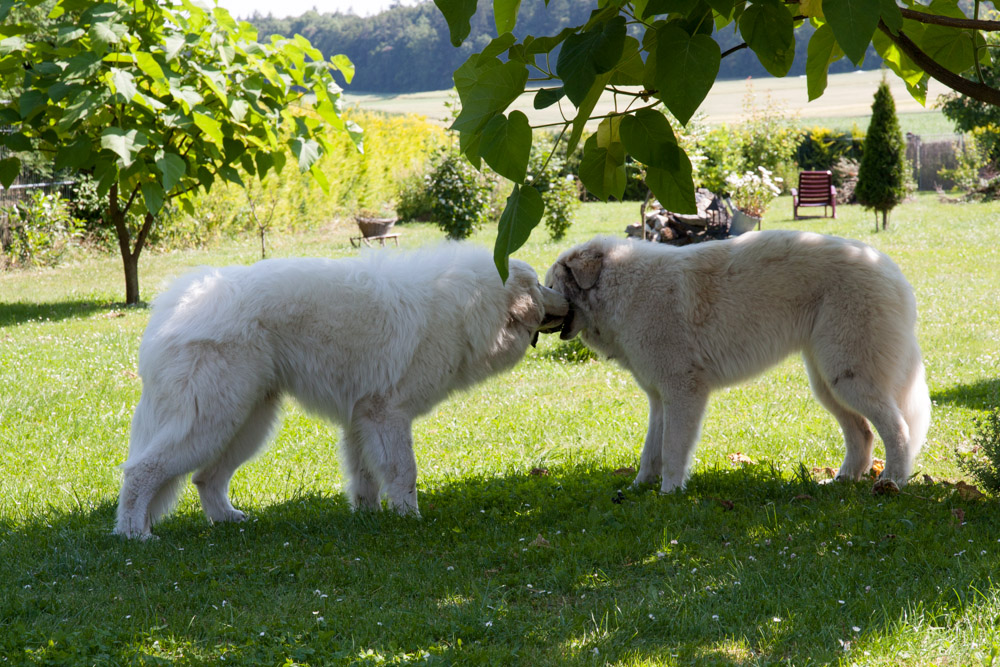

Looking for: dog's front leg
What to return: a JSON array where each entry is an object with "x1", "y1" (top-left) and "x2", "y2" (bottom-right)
[
  {"x1": 659, "y1": 391, "x2": 709, "y2": 493},
  {"x1": 632, "y1": 391, "x2": 663, "y2": 488}
]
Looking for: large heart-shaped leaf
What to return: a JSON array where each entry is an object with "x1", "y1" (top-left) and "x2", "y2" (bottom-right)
[
  {"x1": 805, "y1": 23, "x2": 843, "y2": 101},
  {"x1": 579, "y1": 132, "x2": 626, "y2": 202},
  {"x1": 452, "y1": 58, "x2": 528, "y2": 158},
  {"x1": 494, "y1": 184, "x2": 544, "y2": 282},
  {"x1": 156, "y1": 152, "x2": 187, "y2": 192},
  {"x1": 0, "y1": 157, "x2": 19, "y2": 189},
  {"x1": 479, "y1": 110, "x2": 532, "y2": 183},
  {"x1": 557, "y1": 16, "x2": 626, "y2": 106},
  {"x1": 434, "y1": 0, "x2": 478, "y2": 47},
  {"x1": 494, "y1": 0, "x2": 521, "y2": 35},
  {"x1": 101, "y1": 127, "x2": 148, "y2": 167},
  {"x1": 739, "y1": 1, "x2": 795, "y2": 76},
  {"x1": 822, "y1": 0, "x2": 880, "y2": 65},
  {"x1": 619, "y1": 108, "x2": 678, "y2": 170},
  {"x1": 652, "y1": 24, "x2": 720, "y2": 126},
  {"x1": 645, "y1": 149, "x2": 695, "y2": 214}
]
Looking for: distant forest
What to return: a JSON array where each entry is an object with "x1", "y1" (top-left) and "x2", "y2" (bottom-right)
[{"x1": 250, "y1": 0, "x2": 881, "y2": 94}]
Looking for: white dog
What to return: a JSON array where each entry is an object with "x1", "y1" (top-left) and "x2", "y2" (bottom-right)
[
  {"x1": 543, "y1": 231, "x2": 930, "y2": 493},
  {"x1": 115, "y1": 244, "x2": 568, "y2": 539}
]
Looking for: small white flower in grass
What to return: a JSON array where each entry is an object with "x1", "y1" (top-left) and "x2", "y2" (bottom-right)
[
  {"x1": 712, "y1": 615, "x2": 719, "y2": 621},
  {"x1": 485, "y1": 621, "x2": 493, "y2": 627},
  {"x1": 839, "y1": 600, "x2": 845, "y2": 604},
  {"x1": 447, "y1": 565, "x2": 454, "y2": 571},
  {"x1": 982, "y1": 550, "x2": 988, "y2": 556},
  {"x1": 772, "y1": 617, "x2": 781, "y2": 623},
  {"x1": 852, "y1": 626, "x2": 861, "y2": 633},
  {"x1": 670, "y1": 539, "x2": 678, "y2": 545},
  {"x1": 260, "y1": 632, "x2": 265, "y2": 637},
  {"x1": 283, "y1": 542, "x2": 289, "y2": 547},
  {"x1": 592, "y1": 648, "x2": 599, "y2": 655},
  {"x1": 377, "y1": 622, "x2": 382, "y2": 626},
  {"x1": 648, "y1": 614, "x2": 655, "y2": 620},
  {"x1": 317, "y1": 617, "x2": 324, "y2": 623}
]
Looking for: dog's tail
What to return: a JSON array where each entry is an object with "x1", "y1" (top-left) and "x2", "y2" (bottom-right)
[{"x1": 900, "y1": 351, "x2": 931, "y2": 472}]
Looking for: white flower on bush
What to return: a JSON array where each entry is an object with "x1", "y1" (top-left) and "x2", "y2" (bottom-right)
[{"x1": 725, "y1": 166, "x2": 783, "y2": 219}]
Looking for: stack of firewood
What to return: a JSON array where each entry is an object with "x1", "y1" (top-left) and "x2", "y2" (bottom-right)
[{"x1": 626, "y1": 189, "x2": 732, "y2": 246}]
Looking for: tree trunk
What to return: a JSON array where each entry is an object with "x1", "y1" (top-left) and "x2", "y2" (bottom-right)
[
  {"x1": 108, "y1": 184, "x2": 156, "y2": 306},
  {"x1": 122, "y1": 250, "x2": 140, "y2": 305}
]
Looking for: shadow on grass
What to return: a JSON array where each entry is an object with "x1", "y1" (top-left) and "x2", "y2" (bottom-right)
[
  {"x1": 0, "y1": 299, "x2": 145, "y2": 328},
  {"x1": 932, "y1": 378, "x2": 1000, "y2": 410},
  {"x1": 2, "y1": 464, "x2": 997, "y2": 664}
]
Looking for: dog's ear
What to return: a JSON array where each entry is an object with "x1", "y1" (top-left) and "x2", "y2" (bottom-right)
[{"x1": 564, "y1": 248, "x2": 603, "y2": 290}]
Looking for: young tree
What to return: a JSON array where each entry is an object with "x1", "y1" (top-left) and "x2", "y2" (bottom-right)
[
  {"x1": 432, "y1": 0, "x2": 1000, "y2": 278},
  {"x1": 0, "y1": 0, "x2": 360, "y2": 304},
  {"x1": 856, "y1": 81, "x2": 907, "y2": 231}
]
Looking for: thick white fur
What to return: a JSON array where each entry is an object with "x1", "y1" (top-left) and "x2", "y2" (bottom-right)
[
  {"x1": 546, "y1": 231, "x2": 930, "y2": 493},
  {"x1": 116, "y1": 243, "x2": 565, "y2": 538}
]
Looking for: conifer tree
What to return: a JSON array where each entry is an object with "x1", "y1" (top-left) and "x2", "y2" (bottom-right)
[{"x1": 856, "y1": 81, "x2": 908, "y2": 231}]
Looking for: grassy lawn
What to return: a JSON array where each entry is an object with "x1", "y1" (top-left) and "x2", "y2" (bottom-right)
[{"x1": 1, "y1": 193, "x2": 999, "y2": 664}]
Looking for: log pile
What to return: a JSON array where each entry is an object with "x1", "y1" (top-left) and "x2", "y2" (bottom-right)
[{"x1": 626, "y1": 189, "x2": 733, "y2": 246}]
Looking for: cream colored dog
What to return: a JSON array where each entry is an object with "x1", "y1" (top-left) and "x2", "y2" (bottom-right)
[
  {"x1": 116, "y1": 243, "x2": 568, "y2": 539},
  {"x1": 544, "y1": 231, "x2": 930, "y2": 493}
]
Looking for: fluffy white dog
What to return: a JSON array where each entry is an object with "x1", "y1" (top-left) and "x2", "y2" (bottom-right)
[
  {"x1": 543, "y1": 231, "x2": 930, "y2": 493},
  {"x1": 115, "y1": 244, "x2": 568, "y2": 539}
]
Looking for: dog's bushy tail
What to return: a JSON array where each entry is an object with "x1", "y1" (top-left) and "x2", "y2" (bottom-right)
[{"x1": 901, "y1": 353, "x2": 931, "y2": 466}]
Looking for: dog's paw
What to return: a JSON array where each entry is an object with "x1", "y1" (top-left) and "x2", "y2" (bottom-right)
[{"x1": 872, "y1": 478, "x2": 900, "y2": 496}]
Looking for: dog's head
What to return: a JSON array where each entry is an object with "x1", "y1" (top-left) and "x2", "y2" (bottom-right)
[
  {"x1": 542, "y1": 238, "x2": 610, "y2": 340},
  {"x1": 505, "y1": 259, "x2": 569, "y2": 346}
]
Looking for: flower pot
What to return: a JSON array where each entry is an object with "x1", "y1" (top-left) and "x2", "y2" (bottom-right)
[
  {"x1": 730, "y1": 209, "x2": 761, "y2": 235},
  {"x1": 355, "y1": 216, "x2": 397, "y2": 238}
]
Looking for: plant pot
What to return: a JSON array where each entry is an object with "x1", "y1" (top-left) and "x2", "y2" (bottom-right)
[
  {"x1": 355, "y1": 216, "x2": 397, "y2": 238},
  {"x1": 730, "y1": 209, "x2": 761, "y2": 235}
]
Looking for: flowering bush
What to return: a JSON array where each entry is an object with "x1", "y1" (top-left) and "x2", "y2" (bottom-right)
[
  {"x1": 427, "y1": 147, "x2": 494, "y2": 239},
  {"x1": 725, "y1": 166, "x2": 783, "y2": 218}
]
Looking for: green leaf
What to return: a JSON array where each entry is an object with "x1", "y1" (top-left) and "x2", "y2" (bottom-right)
[
  {"x1": 3, "y1": 132, "x2": 32, "y2": 152},
  {"x1": 494, "y1": 184, "x2": 544, "y2": 283},
  {"x1": 164, "y1": 34, "x2": 185, "y2": 61},
  {"x1": 135, "y1": 52, "x2": 166, "y2": 81},
  {"x1": 434, "y1": 0, "x2": 478, "y2": 47},
  {"x1": 54, "y1": 136, "x2": 92, "y2": 171},
  {"x1": 193, "y1": 112, "x2": 224, "y2": 146},
  {"x1": 111, "y1": 68, "x2": 138, "y2": 102},
  {"x1": 738, "y1": 1, "x2": 795, "y2": 77},
  {"x1": 89, "y1": 17, "x2": 125, "y2": 48},
  {"x1": 533, "y1": 87, "x2": 564, "y2": 109},
  {"x1": 309, "y1": 162, "x2": 330, "y2": 193},
  {"x1": 619, "y1": 108, "x2": 678, "y2": 170},
  {"x1": 823, "y1": 0, "x2": 880, "y2": 65},
  {"x1": 566, "y1": 71, "x2": 612, "y2": 155},
  {"x1": 880, "y1": 0, "x2": 902, "y2": 34},
  {"x1": 494, "y1": 0, "x2": 521, "y2": 35},
  {"x1": 919, "y1": 23, "x2": 975, "y2": 75},
  {"x1": 652, "y1": 24, "x2": 720, "y2": 125},
  {"x1": 479, "y1": 110, "x2": 532, "y2": 183},
  {"x1": 156, "y1": 152, "x2": 186, "y2": 192},
  {"x1": 609, "y1": 36, "x2": 644, "y2": 86},
  {"x1": 557, "y1": 16, "x2": 626, "y2": 106},
  {"x1": 0, "y1": 157, "x2": 19, "y2": 189},
  {"x1": 141, "y1": 180, "x2": 165, "y2": 215},
  {"x1": 478, "y1": 33, "x2": 517, "y2": 65},
  {"x1": 645, "y1": 151, "x2": 696, "y2": 214},
  {"x1": 101, "y1": 127, "x2": 147, "y2": 167},
  {"x1": 805, "y1": 22, "x2": 842, "y2": 101},
  {"x1": 331, "y1": 54, "x2": 354, "y2": 84},
  {"x1": 290, "y1": 136, "x2": 321, "y2": 171},
  {"x1": 451, "y1": 58, "x2": 528, "y2": 157},
  {"x1": 579, "y1": 129, "x2": 626, "y2": 202}
]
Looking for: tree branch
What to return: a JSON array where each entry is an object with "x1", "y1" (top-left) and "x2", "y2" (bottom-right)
[
  {"x1": 877, "y1": 20, "x2": 1000, "y2": 107},
  {"x1": 721, "y1": 43, "x2": 749, "y2": 59},
  {"x1": 900, "y1": 7, "x2": 1000, "y2": 32}
]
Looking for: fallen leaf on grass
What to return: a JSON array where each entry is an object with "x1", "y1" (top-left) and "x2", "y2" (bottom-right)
[
  {"x1": 531, "y1": 534, "x2": 551, "y2": 548},
  {"x1": 529, "y1": 467, "x2": 549, "y2": 476},
  {"x1": 869, "y1": 458, "x2": 885, "y2": 478},
  {"x1": 792, "y1": 494, "x2": 815, "y2": 502},
  {"x1": 955, "y1": 481, "x2": 985, "y2": 501},
  {"x1": 922, "y1": 474, "x2": 935, "y2": 484},
  {"x1": 951, "y1": 508, "x2": 966, "y2": 526},
  {"x1": 710, "y1": 497, "x2": 734, "y2": 510},
  {"x1": 811, "y1": 466, "x2": 836, "y2": 479},
  {"x1": 613, "y1": 467, "x2": 635, "y2": 476},
  {"x1": 872, "y1": 478, "x2": 899, "y2": 496},
  {"x1": 727, "y1": 452, "x2": 754, "y2": 465},
  {"x1": 102, "y1": 310, "x2": 126, "y2": 319}
]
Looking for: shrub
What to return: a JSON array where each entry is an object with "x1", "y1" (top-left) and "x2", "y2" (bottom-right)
[
  {"x1": 856, "y1": 81, "x2": 907, "y2": 231},
  {"x1": 427, "y1": 146, "x2": 494, "y2": 239},
  {"x1": 956, "y1": 408, "x2": 1000, "y2": 496},
  {"x1": 796, "y1": 126, "x2": 865, "y2": 180},
  {"x1": 527, "y1": 137, "x2": 581, "y2": 240},
  {"x1": 0, "y1": 190, "x2": 82, "y2": 268},
  {"x1": 726, "y1": 166, "x2": 783, "y2": 218},
  {"x1": 697, "y1": 125, "x2": 745, "y2": 193}
]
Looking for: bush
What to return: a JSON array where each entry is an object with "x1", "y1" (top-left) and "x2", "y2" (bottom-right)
[
  {"x1": 956, "y1": 408, "x2": 1000, "y2": 496},
  {"x1": 395, "y1": 171, "x2": 435, "y2": 222},
  {"x1": 527, "y1": 136, "x2": 581, "y2": 240},
  {"x1": 0, "y1": 190, "x2": 82, "y2": 268},
  {"x1": 796, "y1": 126, "x2": 865, "y2": 181},
  {"x1": 427, "y1": 147, "x2": 494, "y2": 239}
]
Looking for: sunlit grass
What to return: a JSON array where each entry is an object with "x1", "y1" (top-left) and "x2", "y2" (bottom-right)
[{"x1": 1, "y1": 194, "x2": 998, "y2": 664}]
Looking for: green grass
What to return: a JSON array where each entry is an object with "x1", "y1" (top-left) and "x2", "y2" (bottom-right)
[
  {"x1": 1, "y1": 195, "x2": 1000, "y2": 664},
  {"x1": 797, "y1": 111, "x2": 955, "y2": 137}
]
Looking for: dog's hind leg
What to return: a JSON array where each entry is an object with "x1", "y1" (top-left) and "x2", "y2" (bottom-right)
[
  {"x1": 659, "y1": 388, "x2": 710, "y2": 493},
  {"x1": 632, "y1": 389, "x2": 664, "y2": 488},
  {"x1": 192, "y1": 393, "x2": 281, "y2": 524},
  {"x1": 803, "y1": 353, "x2": 875, "y2": 481}
]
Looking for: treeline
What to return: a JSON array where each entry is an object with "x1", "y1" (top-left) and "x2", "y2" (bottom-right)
[{"x1": 251, "y1": 0, "x2": 881, "y2": 94}]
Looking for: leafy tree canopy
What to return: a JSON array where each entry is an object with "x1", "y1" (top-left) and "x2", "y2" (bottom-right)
[
  {"x1": 0, "y1": 0, "x2": 359, "y2": 303},
  {"x1": 434, "y1": 0, "x2": 1000, "y2": 279}
]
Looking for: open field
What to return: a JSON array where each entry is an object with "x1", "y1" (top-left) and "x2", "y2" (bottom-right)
[
  {"x1": 345, "y1": 70, "x2": 955, "y2": 134},
  {"x1": 1, "y1": 194, "x2": 999, "y2": 663}
]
